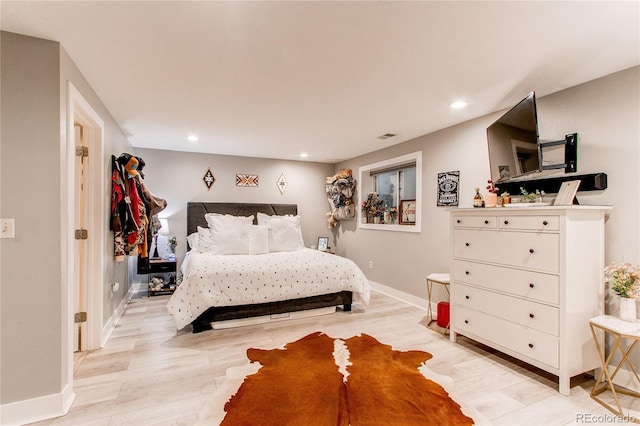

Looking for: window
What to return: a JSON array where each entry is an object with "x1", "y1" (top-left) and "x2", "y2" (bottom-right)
[{"x1": 358, "y1": 151, "x2": 422, "y2": 232}]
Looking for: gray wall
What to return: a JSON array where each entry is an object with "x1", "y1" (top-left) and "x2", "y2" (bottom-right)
[
  {"x1": 133, "y1": 148, "x2": 335, "y2": 272},
  {"x1": 334, "y1": 66, "x2": 640, "y2": 305},
  {"x1": 0, "y1": 31, "x2": 131, "y2": 407}
]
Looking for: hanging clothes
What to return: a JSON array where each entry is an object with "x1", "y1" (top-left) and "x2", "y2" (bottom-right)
[{"x1": 110, "y1": 153, "x2": 165, "y2": 261}]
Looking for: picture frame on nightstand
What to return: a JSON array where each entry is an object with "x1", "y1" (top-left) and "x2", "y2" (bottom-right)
[{"x1": 317, "y1": 237, "x2": 329, "y2": 252}]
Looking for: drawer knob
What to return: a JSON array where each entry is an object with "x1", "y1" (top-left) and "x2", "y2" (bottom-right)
[
  {"x1": 457, "y1": 219, "x2": 461, "y2": 224},
  {"x1": 529, "y1": 313, "x2": 535, "y2": 318},
  {"x1": 484, "y1": 220, "x2": 489, "y2": 224},
  {"x1": 465, "y1": 271, "x2": 470, "y2": 275},
  {"x1": 464, "y1": 320, "x2": 469, "y2": 324},
  {"x1": 543, "y1": 220, "x2": 548, "y2": 226},
  {"x1": 529, "y1": 248, "x2": 535, "y2": 254},
  {"x1": 528, "y1": 343, "x2": 534, "y2": 349},
  {"x1": 529, "y1": 283, "x2": 535, "y2": 288},
  {"x1": 465, "y1": 242, "x2": 470, "y2": 247},
  {"x1": 504, "y1": 220, "x2": 509, "y2": 225},
  {"x1": 465, "y1": 295, "x2": 470, "y2": 300}
]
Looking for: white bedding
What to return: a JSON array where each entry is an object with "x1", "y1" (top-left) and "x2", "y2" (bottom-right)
[{"x1": 167, "y1": 248, "x2": 371, "y2": 329}]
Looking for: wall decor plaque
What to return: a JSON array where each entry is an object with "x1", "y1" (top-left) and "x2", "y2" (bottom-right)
[
  {"x1": 277, "y1": 173, "x2": 288, "y2": 195},
  {"x1": 236, "y1": 174, "x2": 259, "y2": 187},
  {"x1": 437, "y1": 170, "x2": 459, "y2": 206},
  {"x1": 203, "y1": 168, "x2": 216, "y2": 190}
]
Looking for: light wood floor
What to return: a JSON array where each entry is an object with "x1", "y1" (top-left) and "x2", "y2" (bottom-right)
[{"x1": 31, "y1": 290, "x2": 639, "y2": 425}]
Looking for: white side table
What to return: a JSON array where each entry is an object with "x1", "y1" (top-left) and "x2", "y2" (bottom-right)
[
  {"x1": 426, "y1": 273, "x2": 450, "y2": 333},
  {"x1": 589, "y1": 315, "x2": 640, "y2": 422}
]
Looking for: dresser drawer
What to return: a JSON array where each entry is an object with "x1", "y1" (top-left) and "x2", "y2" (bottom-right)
[
  {"x1": 453, "y1": 229, "x2": 559, "y2": 273},
  {"x1": 452, "y1": 306, "x2": 559, "y2": 369},
  {"x1": 452, "y1": 215, "x2": 497, "y2": 229},
  {"x1": 498, "y1": 215, "x2": 559, "y2": 232},
  {"x1": 453, "y1": 260, "x2": 559, "y2": 305},
  {"x1": 454, "y1": 284, "x2": 559, "y2": 335}
]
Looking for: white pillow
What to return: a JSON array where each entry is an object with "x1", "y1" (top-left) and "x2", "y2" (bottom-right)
[
  {"x1": 205, "y1": 213, "x2": 254, "y2": 228},
  {"x1": 264, "y1": 216, "x2": 304, "y2": 252},
  {"x1": 256, "y1": 212, "x2": 295, "y2": 226},
  {"x1": 207, "y1": 215, "x2": 251, "y2": 255},
  {"x1": 248, "y1": 225, "x2": 269, "y2": 255},
  {"x1": 197, "y1": 226, "x2": 215, "y2": 253},
  {"x1": 187, "y1": 232, "x2": 199, "y2": 251}
]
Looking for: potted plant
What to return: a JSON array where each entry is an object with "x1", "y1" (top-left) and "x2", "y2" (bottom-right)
[{"x1": 605, "y1": 262, "x2": 640, "y2": 321}]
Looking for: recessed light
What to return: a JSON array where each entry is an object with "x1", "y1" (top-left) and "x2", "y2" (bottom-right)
[
  {"x1": 299, "y1": 153, "x2": 309, "y2": 158},
  {"x1": 187, "y1": 135, "x2": 199, "y2": 142},
  {"x1": 450, "y1": 101, "x2": 467, "y2": 109}
]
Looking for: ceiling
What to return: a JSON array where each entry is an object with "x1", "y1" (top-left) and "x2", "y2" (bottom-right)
[{"x1": 2, "y1": 1, "x2": 638, "y2": 164}]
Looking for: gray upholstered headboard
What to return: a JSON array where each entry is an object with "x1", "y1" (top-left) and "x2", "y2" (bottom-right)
[{"x1": 186, "y1": 202, "x2": 298, "y2": 236}]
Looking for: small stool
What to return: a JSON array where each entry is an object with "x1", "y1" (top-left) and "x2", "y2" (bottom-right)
[{"x1": 426, "y1": 273, "x2": 450, "y2": 332}]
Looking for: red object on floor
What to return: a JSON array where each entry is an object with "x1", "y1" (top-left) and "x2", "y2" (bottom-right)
[{"x1": 437, "y1": 302, "x2": 450, "y2": 328}]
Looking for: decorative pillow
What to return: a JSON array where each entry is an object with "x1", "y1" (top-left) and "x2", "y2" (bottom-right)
[
  {"x1": 248, "y1": 225, "x2": 269, "y2": 255},
  {"x1": 263, "y1": 216, "x2": 304, "y2": 252},
  {"x1": 187, "y1": 232, "x2": 199, "y2": 251},
  {"x1": 206, "y1": 215, "x2": 252, "y2": 255}
]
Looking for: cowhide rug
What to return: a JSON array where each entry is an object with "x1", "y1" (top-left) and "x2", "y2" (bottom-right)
[{"x1": 197, "y1": 332, "x2": 487, "y2": 425}]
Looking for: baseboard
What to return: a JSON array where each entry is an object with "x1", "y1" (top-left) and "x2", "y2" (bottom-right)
[
  {"x1": 0, "y1": 382, "x2": 75, "y2": 426},
  {"x1": 369, "y1": 280, "x2": 428, "y2": 311},
  {"x1": 101, "y1": 284, "x2": 136, "y2": 347}
]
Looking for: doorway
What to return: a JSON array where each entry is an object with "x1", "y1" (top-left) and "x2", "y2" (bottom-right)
[{"x1": 66, "y1": 83, "x2": 105, "y2": 382}]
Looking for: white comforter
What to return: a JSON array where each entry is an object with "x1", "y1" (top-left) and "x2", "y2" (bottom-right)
[{"x1": 167, "y1": 248, "x2": 371, "y2": 329}]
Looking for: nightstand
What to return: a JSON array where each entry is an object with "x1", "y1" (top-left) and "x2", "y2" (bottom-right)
[{"x1": 147, "y1": 258, "x2": 177, "y2": 296}]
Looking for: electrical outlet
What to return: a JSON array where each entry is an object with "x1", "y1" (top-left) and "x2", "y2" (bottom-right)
[
  {"x1": 368, "y1": 261, "x2": 373, "y2": 269},
  {"x1": 1, "y1": 218, "x2": 15, "y2": 239}
]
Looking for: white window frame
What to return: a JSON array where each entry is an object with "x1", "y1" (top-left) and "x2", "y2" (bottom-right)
[{"x1": 358, "y1": 151, "x2": 422, "y2": 233}]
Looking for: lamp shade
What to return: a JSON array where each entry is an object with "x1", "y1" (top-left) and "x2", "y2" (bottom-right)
[{"x1": 158, "y1": 218, "x2": 170, "y2": 235}]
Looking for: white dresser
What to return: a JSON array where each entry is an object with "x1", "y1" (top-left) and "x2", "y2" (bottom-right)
[{"x1": 449, "y1": 206, "x2": 610, "y2": 395}]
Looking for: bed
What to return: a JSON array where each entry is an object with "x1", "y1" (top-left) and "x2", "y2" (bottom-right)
[{"x1": 166, "y1": 202, "x2": 371, "y2": 332}]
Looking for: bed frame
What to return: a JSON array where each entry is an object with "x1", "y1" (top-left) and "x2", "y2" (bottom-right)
[{"x1": 186, "y1": 202, "x2": 353, "y2": 333}]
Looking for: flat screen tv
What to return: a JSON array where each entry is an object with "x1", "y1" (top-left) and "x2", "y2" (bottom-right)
[{"x1": 487, "y1": 92, "x2": 540, "y2": 183}]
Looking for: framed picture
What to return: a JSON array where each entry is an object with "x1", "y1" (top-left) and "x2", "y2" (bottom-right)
[
  {"x1": 554, "y1": 180, "x2": 581, "y2": 205},
  {"x1": 399, "y1": 199, "x2": 416, "y2": 225},
  {"x1": 317, "y1": 237, "x2": 329, "y2": 252},
  {"x1": 437, "y1": 170, "x2": 459, "y2": 206}
]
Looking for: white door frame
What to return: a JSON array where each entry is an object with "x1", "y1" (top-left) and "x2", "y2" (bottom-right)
[{"x1": 64, "y1": 82, "x2": 105, "y2": 381}]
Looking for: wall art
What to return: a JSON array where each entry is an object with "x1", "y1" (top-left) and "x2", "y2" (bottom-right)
[
  {"x1": 437, "y1": 170, "x2": 459, "y2": 206},
  {"x1": 203, "y1": 168, "x2": 216, "y2": 190},
  {"x1": 277, "y1": 173, "x2": 288, "y2": 194},
  {"x1": 236, "y1": 174, "x2": 259, "y2": 187}
]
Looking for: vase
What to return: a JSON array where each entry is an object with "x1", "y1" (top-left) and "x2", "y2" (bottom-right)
[
  {"x1": 619, "y1": 297, "x2": 637, "y2": 322},
  {"x1": 485, "y1": 193, "x2": 498, "y2": 208}
]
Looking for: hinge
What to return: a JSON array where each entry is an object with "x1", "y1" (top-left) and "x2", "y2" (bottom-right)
[
  {"x1": 74, "y1": 312, "x2": 87, "y2": 323},
  {"x1": 75, "y1": 229, "x2": 88, "y2": 240},
  {"x1": 75, "y1": 146, "x2": 89, "y2": 158}
]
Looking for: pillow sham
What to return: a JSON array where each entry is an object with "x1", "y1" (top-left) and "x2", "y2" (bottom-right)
[
  {"x1": 187, "y1": 232, "x2": 199, "y2": 251},
  {"x1": 205, "y1": 213, "x2": 254, "y2": 228},
  {"x1": 206, "y1": 215, "x2": 252, "y2": 255},
  {"x1": 262, "y1": 215, "x2": 304, "y2": 252},
  {"x1": 197, "y1": 226, "x2": 215, "y2": 253}
]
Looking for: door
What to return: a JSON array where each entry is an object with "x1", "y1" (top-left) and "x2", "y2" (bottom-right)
[{"x1": 74, "y1": 124, "x2": 89, "y2": 352}]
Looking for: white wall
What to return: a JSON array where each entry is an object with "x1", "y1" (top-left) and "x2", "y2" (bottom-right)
[
  {"x1": 132, "y1": 148, "x2": 336, "y2": 275},
  {"x1": 335, "y1": 66, "x2": 640, "y2": 307},
  {"x1": 0, "y1": 31, "x2": 132, "y2": 422}
]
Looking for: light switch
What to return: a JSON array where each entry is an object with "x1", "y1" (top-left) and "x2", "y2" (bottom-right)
[{"x1": 1, "y1": 218, "x2": 15, "y2": 238}]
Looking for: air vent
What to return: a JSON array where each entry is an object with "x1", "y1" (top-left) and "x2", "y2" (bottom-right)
[{"x1": 377, "y1": 133, "x2": 397, "y2": 140}]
